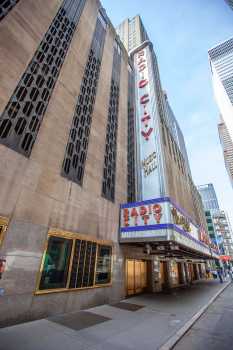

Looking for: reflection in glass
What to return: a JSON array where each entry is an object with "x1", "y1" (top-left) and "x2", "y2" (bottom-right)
[
  {"x1": 39, "y1": 236, "x2": 72, "y2": 290},
  {"x1": 95, "y1": 245, "x2": 112, "y2": 284}
]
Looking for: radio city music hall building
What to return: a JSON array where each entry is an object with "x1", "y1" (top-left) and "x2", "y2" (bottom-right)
[
  {"x1": 0, "y1": 0, "x2": 132, "y2": 326},
  {"x1": 0, "y1": 2, "x2": 217, "y2": 326},
  {"x1": 117, "y1": 16, "x2": 218, "y2": 296}
]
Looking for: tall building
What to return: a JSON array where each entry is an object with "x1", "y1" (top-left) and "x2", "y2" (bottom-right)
[
  {"x1": 0, "y1": 5, "x2": 216, "y2": 327},
  {"x1": 212, "y1": 211, "x2": 233, "y2": 258},
  {"x1": 198, "y1": 184, "x2": 220, "y2": 249},
  {"x1": 118, "y1": 16, "x2": 216, "y2": 296},
  {"x1": 198, "y1": 183, "x2": 233, "y2": 258},
  {"x1": 208, "y1": 38, "x2": 233, "y2": 144},
  {"x1": 116, "y1": 15, "x2": 149, "y2": 52},
  {"x1": 225, "y1": 0, "x2": 233, "y2": 10},
  {"x1": 0, "y1": 0, "x2": 130, "y2": 326},
  {"x1": 218, "y1": 116, "x2": 233, "y2": 188},
  {"x1": 197, "y1": 184, "x2": 220, "y2": 214}
]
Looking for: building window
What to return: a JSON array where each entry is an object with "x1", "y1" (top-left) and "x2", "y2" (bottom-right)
[
  {"x1": 39, "y1": 236, "x2": 72, "y2": 290},
  {"x1": 0, "y1": 0, "x2": 86, "y2": 157},
  {"x1": 95, "y1": 245, "x2": 112, "y2": 285},
  {"x1": 69, "y1": 239, "x2": 97, "y2": 289},
  {"x1": 0, "y1": 217, "x2": 8, "y2": 247},
  {"x1": 102, "y1": 40, "x2": 121, "y2": 202},
  {"x1": 0, "y1": 0, "x2": 20, "y2": 21},
  {"x1": 127, "y1": 67, "x2": 136, "y2": 202},
  {"x1": 36, "y1": 230, "x2": 112, "y2": 293},
  {"x1": 62, "y1": 12, "x2": 107, "y2": 184}
]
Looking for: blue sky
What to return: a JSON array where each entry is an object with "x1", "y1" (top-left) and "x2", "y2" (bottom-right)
[{"x1": 102, "y1": 0, "x2": 233, "y2": 226}]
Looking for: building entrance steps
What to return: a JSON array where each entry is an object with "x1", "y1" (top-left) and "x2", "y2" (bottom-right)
[{"x1": 0, "y1": 280, "x2": 230, "y2": 350}]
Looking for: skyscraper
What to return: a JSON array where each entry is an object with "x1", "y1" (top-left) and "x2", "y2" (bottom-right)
[
  {"x1": 197, "y1": 184, "x2": 220, "y2": 214},
  {"x1": 198, "y1": 183, "x2": 233, "y2": 257},
  {"x1": 116, "y1": 15, "x2": 149, "y2": 52},
  {"x1": 212, "y1": 211, "x2": 233, "y2": 258},
  {"x1": 208, "y1": 38, "x2": 233, "y2": 143},
  {"x1": 218, "y1": 116, "x2": 233, "y2": 188},
  {"x1": 225, "y1": 0, "x2": 233, "y2": 10},
  {"x1": 198, "y1": 184, "x2": 219, "y2": 249}
]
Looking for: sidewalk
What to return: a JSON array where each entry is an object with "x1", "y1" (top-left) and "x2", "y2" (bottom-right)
[
  {"x1": 0, "y1": 280, "x2": 229, "y2": 350},
  {"x1": 173, "y1": 282, "x2": 233, "y2": 350}
]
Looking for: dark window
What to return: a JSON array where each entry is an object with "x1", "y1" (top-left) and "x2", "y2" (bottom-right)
[
  {"x1": 39, "y1": 236, "x2": 72, "y2": 290},
  {"x1": 95, "y1": 245, "x2": 112, "y2": 285},
  {"x1": 0, "y1": 0, "x2": 20, "y2": 21},
  {"x1": 69, "y1": 239, "x2": 97, "y2": 289},
  {"x1": 127, "y1": 67, "x2": 136, "y2": 202},
  {"x1": 38, "y1": 232, "x2": 112, "y2": 292},
  {"x1": 102, "y1": 41, "x2": 121, "y2": 202},
  {"x1": 0, "y1": 0, "x2": 86, "y2": 157},
  {"x1": 62, "y1": 12, "x2": 107, "y2": 184}
]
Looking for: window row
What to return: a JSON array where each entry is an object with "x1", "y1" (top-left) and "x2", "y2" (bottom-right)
[
  {"x1": 62, "y1": 11, "x2": 107, "y2": 185},
  {"x1": 161, "y1": 119, "x2": 186, "y2": 176},
  {"x1": 0, "y1": 0, "x2": 19, "y2": 21},
  {"x1": 0, "y1": 0, "x2": 86, "y2": 156},
  {"x1": 37, "y1": 230, "x2": 112, "y2": 293}
]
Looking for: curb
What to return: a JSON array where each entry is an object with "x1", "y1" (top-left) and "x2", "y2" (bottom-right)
[{"x1": 158, "y1": 281, "x2": 231, "y2": 350}]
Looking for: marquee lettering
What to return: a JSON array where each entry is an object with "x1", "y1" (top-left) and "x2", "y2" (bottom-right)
[
  {"x1": 123, "y1": 203, "x2": 163, "y2": 227},
  {"x1": 140, "y1": 94, "x2": 150, "y2": 105},
  {"x1": 138, "y1": 64, "x2": 146, "y2": 72},
  {"x1": 139, "y1": 79, "x2": 148, "y2": 88},
  {"x1": 141, "y1": 128, "x2": 153, "y2": 141},
  {"x1": 138, "y1": 50, "x2": 144, "y2": 57}
]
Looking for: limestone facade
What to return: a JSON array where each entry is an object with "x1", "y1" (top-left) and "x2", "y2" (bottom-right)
[{"x1": 0, "y1": 0, "x2": 128, "y2": 326}]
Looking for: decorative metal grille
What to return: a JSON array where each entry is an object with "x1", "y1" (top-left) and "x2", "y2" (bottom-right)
[
  {"x1": 0, "y1": 0, "x2": 20, "y2": 21},
  {"x1": 127, "y1": 66, "x2": 136, "y2": 202},
  {"x1": 102, "y1": 40, "x2": 121, "y2": 202},
  {"x1": 69, "y1": 239, "x2": 97, "y2": 289},
  {"x1": 0, "y1": 0, "x2": 86, "y2": 157},
  {"x1": 62, "y1": 11, "x2": 107, "y2": 184}
]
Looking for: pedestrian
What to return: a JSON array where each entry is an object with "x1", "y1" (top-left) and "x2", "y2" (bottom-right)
[
  {"x1": 217, "y1": 267, "x2": 223, "y2": 283},
  {"x1": 229, "y1": 266, "x2": 233, "y2": 282}
]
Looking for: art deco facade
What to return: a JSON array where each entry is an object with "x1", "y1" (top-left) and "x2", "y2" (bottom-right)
[
  {"x1": 117, "y1": 16, "x2": 215, "y2": 295},
  {"x1": 0, "y1": 0, "x2": 129, "y2": 326},
  {"x1": 0, "y1": 4, "x2": 215, "y2": 327},
  {"x1": 218, "y1": 117, "x2": 233, "y2": 188}
]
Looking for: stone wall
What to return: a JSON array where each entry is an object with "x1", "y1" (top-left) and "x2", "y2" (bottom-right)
[{"x1": 0, "y1": 0, "x2": 128, "y2": 326}]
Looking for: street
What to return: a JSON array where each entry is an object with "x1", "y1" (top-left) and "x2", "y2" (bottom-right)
[
  {"x1": 173, "y1": 281, "x2": 233, "y2": 350},
  {"x1": 0, "y1": 280, "x2": 229, "y2": 350}
]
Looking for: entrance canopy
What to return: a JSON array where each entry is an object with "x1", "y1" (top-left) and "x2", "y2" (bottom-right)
[{"x1": 119, "y1": 197, "x2": 219, "y2": 260}]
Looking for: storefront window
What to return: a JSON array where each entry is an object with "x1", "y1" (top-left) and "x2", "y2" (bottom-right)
[
  {"x1": 39, "y1": 236, "x2": 72, "y2": 290},
  {"x1": 37, "y1": 231, "x2": 112, "y2": 293},
  {"x1": 95, "y1": 245, "x2": 112, "y2": 285}
]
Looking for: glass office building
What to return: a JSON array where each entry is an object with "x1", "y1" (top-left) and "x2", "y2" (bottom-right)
[
  {"x1": 218, "y1": 117, "x2": 233, "y2": 188},
  {"x1": 209, "y1": 38, "x2": 233, "y2": 144}
]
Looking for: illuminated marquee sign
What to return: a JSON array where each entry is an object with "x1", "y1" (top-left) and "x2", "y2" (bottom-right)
[
  {"x1": 122, "y1": 202, "x2": 164, "y2": 228},
  {"x1": 134, "y1": 44, "x2": 163, "y2": 199},
  {"x1": 120, "y1": 197, "x2": 208, "y2": 252},
  {"x1": 137, "y1": 50, "x2": 153, "y2": 142}
]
